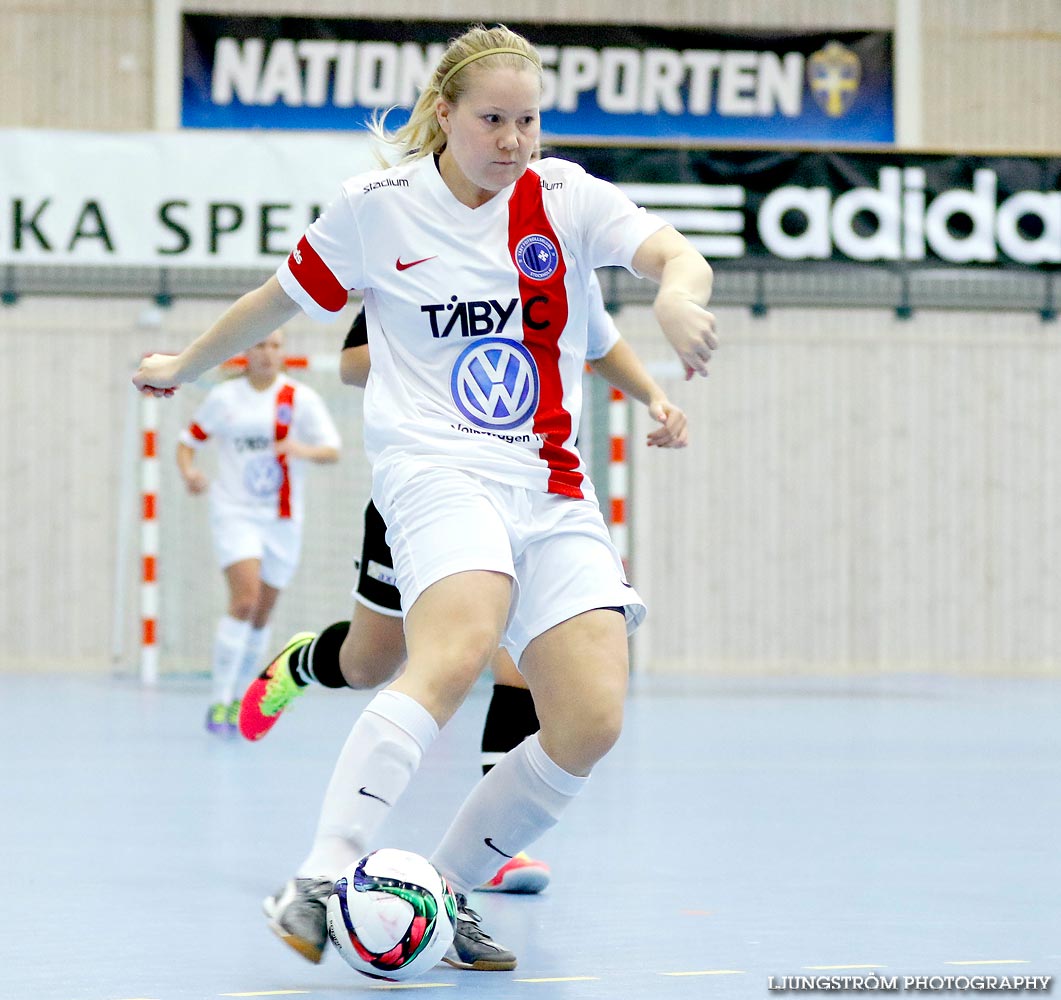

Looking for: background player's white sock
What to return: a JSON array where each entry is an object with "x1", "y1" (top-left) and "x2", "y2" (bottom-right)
[
  {"x1": 298, "y1": 689, "x2": 439, "y2": 879},
  {"x1": 231, "y1": 623, "x2": 271, "y2": 702},
  {"x1": 430, "y1": 733, "x2": 587, "y2": 896},
  {"x1": 210, "y1": 614, "x2": 251, "y2": 704}
]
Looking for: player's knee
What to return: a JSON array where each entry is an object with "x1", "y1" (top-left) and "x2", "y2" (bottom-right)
[
  {"x1": 408, "y1": 626, "x2": 498, "y2": 708},
  {"x1": 340, "y1": 645, "x2": 401, "y2": 689},
  {"x1": 438, "y1": 624, "x2": 500, "y2": 685},
  {"x1": 228, "y1": 596, "x2": 258, "y2": 620},
  {"x1": 542, "y1": 697, "x2": 624, "y2": 773},
  {"x1": 338, "y1": 617, "x2": 405, "y2": 689},
  {"x1": 580, "y1": 700, "x2": 625, "y2": 763}
]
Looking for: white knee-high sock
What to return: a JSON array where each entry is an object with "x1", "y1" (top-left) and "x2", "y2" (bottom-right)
[
  {"x1": 298, "y1": 689, "x2": 439, "y2": 880},
  {"x1": 230, "y1": 624, "x2": 271, "y2": 702},
  {"x1": 211, "y1": 615, "x2": 251, "y2": 704},
  {"x1": 431, "y1": 734, "x2": 587, "y2": 896}
]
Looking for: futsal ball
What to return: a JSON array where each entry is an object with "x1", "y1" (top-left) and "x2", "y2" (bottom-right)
[{"x1": 326, "y1": 848, "x2": 457, "y2": 981}]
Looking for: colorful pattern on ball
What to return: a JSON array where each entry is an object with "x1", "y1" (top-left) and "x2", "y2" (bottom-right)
[{"x1": 327, "y1": 850, "x2": 456, "y2": 982}]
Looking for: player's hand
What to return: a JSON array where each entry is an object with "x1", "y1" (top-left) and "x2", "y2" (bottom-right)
[
  {"x1": 645, "y1": 399, "x2": 688, "y2": 448},
  {"x1": 133, "y1": 353, "x2": 183, "y2": 397},
  {"x1": 183, "y1": 469, "x2": 208, "y2": 495},
  {"x1": 654, "y1": 295, "x2": 717, "y2": 380},
  {"x1": 275, "y1": 438, "x2": 309, "y2": 459}
]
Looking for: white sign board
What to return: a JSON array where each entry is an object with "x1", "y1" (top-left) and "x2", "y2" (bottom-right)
[{"x1": 1, "y1": 129, "x2": 378, "y2": 266}]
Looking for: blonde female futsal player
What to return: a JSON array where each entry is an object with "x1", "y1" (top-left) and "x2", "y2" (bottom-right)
[
  {"x1": 237, "y1": 277, "x2": 691, "y2": 898},
  {"x1": 134, "y1": 23, "x2": 716, "y2": 971}
]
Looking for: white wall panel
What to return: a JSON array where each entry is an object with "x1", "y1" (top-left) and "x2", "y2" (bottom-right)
[
  {"x1": 922, "y1": 0, "x2": 1061, "y2": 152},
  {"x1": 624, "y1": 306, "x2": 1061, "y2": 675},
  {"x1": 0, "y1": 1, "x2": 151, "y2": 129},
  {"x1": 179, "y1": 0, "x2": 891, "y2": 26},
  {"x1": 2, "y1": 297, "x2": 1059, "y2": 676}
]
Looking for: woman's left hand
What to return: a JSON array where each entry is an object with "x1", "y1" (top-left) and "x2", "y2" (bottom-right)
[{"x1": 646, "y1": 399, "x2": 688, "y2": 448}]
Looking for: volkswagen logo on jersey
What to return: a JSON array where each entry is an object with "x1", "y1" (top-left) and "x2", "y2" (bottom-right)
[
  {"x1": 514, "y1": 234, "x2": 559, "y2": 281},
  {"x1": 276, "y1": 402, "x2": 293, "y2": 426},
  {"x1": 243, "y1": 454, "x2": 284, "y2": 498},
  {"x1": 451, "y1": 338, "x2": 539, "y2": 431}
]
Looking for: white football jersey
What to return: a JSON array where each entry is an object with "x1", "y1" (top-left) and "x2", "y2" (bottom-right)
[
  {"x1": 585, "y1": 271, "x2": 620, "y2": 362},
  {"x1": 180, "y1": 375, "x2": 340, "y2": 521},
  {"x1": 277, "y1": 156, "x2": 664, "y2": 499}
]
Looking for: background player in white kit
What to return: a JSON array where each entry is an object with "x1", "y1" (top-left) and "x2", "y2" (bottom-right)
[
  {"x1": 135, "y1": 23, "x2": 716, "y2": 971},
  {"x1": 176, "y1": 329, "x2": 341, "y2": 735}
]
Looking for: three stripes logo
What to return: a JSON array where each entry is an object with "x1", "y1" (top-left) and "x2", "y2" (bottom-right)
[{"x1": 619, "y1": 183, "x2": 747, "y2": 258}]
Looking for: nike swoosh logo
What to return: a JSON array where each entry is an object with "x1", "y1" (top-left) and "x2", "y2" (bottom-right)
[
  {"x1": 395, "y1": 255, "x2": 437, "y2": 271},
  {"x1": 359, "y1": 786, "x2": 391, "y2": 806},
  {"x1": 484, "y1": 837, "x2": 515, "y2": 859}
]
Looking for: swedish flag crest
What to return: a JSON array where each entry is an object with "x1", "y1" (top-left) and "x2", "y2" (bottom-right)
[{"x1": 808, "y1": 41, "x2": 861, "y2": 117}]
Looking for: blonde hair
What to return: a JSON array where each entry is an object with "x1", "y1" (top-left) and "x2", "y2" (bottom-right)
[{"x1": 370, "y1": 24, "x2": 541, "y2": 165}]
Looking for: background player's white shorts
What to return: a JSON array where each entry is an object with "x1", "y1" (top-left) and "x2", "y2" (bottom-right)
[
  {"x1": 208, "y1": 506, "x2": 303, "y2": 589},
  {"x1": 373, "y1": 458, "x2": 646, "y2": 665}
]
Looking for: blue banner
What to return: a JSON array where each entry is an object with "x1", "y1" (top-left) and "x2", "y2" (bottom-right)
[{"x1": 182, "y1": 16, "x2": 894, "y2": 144}]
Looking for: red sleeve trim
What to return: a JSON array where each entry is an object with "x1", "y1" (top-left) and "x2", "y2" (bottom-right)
[
  {"x1": 287, "y1": 236, "x2": 348, "y2": 313},
  {"x1": 188, "y1": 423, "x2": 208, "y2": 442}
]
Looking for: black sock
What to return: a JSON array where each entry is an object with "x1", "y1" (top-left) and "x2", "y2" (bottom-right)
[
  {"x1": 481, "y1": 684, "x2": 540, "y2": 774},
  {"x1": 292, "y1": 621, "x2": 351, "y2": 689}
]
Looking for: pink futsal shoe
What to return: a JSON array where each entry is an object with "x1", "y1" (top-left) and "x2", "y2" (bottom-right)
[
  {"x1": 238, "y1": 632, "x2": 315, "y2": 741},
  {"x1": 477, "y1": 852, "x2": 551, "y2": 894}
]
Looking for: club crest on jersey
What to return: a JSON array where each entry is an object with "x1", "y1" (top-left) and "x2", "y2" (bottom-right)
[
  {"x1": 514, "y1": 234, "x2": 559, "y2": 281},
  {"x1": 244, "y1": 455, "x2": 284, "y2": 498},
  {"x1": 276, "y1": 403, "x2": 293, "y2": 426},
  {"x1": 451, "y1": 338, "x2": 539, "y2": 431}
]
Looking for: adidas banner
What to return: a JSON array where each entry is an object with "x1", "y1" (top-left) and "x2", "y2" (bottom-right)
[{"x1": 558, "y1": 146, "x2": 1061, "y2": 267}]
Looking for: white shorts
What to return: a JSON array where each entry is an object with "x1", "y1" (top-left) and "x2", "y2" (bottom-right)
[
  {"x1": 208, "y1": 506, "x2": 303, "y2": 589},
  {"x1": 372, "y1": 458, "x2": 645, "y2": 664}
]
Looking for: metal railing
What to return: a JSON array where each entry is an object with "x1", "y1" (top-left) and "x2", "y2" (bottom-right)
[{"x1": 2, "y1": 261, "x2": 1057, "y2": 321}]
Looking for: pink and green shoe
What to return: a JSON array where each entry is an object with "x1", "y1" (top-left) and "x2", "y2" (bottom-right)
[{"x1": 238, "y1": 632, "x2": 316, "y2": 742}]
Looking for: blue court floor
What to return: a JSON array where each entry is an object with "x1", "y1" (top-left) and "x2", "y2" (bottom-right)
[{"x1": 2, "y1": 670, "x2": 1059, "y2": 1000}]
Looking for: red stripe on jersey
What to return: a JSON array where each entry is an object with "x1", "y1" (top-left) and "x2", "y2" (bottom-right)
[
  {"x1": 508, "y1": 170, "x2": 583, "y2": 499},
  {"x1": 288, "y1": 236, "x2": 348, "y2": 314},
  {"x1": 274, "y1": 383, "x2": 296, "y2": 519},
  {"x1": 188, "y1": 423, "x2": 208, "y2": 442}
]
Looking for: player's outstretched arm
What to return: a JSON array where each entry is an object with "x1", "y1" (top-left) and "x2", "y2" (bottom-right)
[
  {"x1": 275, "y1": 439, "x2": 341, "y2": 464},
  {"x1": 589, "y1": 338, "x2": 688, "y2": 448},
  {"x1": 631, "y1": 226, "x2": 716, "y2": 381},
  {"x1": 134, "y1": 276, "x2": 300, "y2": 396}
]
